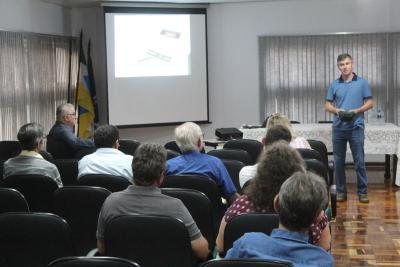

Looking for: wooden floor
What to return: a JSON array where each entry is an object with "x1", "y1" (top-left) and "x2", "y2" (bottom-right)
[{"x1": 331, "y1": 169, "x2": 400, "y2": 266}]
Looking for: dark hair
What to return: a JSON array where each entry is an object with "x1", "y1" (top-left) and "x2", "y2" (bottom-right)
[
  {"x1": 245, "y1": 141, "x2": 305, "y2": 211},
  {"x1": 94, "y1": 125, "x2": 119, "y2": 148},
  {"x1": 17, "y1": 122, "x2": 44, "y2": 150},
  {"x1": 337, "y1": 53, "x2": 352, "y2": 63},
  {"x1": 265, "y1": 125, "x2": 292, "y2": 145},
  {"x1": 278, "y1": 171, "x2": 328, "y2": 231},
  {"x1": 133, "y1": 143, "x2": 167, "y2": 186}
]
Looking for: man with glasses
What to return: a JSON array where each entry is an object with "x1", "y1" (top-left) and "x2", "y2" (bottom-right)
[{"x1": 47, "y1": 103, "x2": 94, "y2": 159}]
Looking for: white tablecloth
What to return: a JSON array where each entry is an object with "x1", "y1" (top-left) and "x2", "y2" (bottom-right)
[{"x1": 241, "y1": 123, "x2": 400, "y2": 185}]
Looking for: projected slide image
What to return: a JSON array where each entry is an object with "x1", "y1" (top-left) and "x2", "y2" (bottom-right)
[{"x1": 115, "y1": 14, "x2": 191, "y2": 77}]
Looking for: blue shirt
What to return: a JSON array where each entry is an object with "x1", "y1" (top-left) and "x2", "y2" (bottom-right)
[
  {"x1": 326, "y1": 73, "x2": 372, "y2": 130},
  {"x1": 78, "y1": 148, "x2": 134, "y2": 182},
  {"x1": 226, "y1": 229, "x2": 333, "y2": 267},
  {"x1": 166, "y1": 150, "x2": 237, "y2": 199}
]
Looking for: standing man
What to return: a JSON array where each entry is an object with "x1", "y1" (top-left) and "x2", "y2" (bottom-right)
[
  {"x1": 47, "y1": 103, "x2": 94, "y2": 159},
  {"x1": 325, "y1": 53, "x2": 373, "y2": 203}
]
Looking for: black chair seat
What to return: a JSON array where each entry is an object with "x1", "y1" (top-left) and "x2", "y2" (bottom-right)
[
  {"x1": 54, "y1": 186, "x2": 111, "y2": 255},
  {"x1": 49, "y1": 256, "x2": 141, "y2": 267},
  {"x1": 0, "y1": 212, "x2": 75, "y2": 267},
  {"x1": 105, "y1": 214, "x2": 194, "y2": 267},
  {"x1": 78, "y1": 174, "x2": 132, "y2": 192}
]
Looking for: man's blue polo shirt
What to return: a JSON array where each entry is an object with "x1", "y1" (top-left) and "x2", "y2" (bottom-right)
[
  {"x1": 326, "y1": 73, "x2": 372, "y2": 130},
  {"x1": 226, "y1": 229, "x2": 333, "y2": 267},
  {"x1": 166, "y1": 150, "x2": 237, "y2": 199}
]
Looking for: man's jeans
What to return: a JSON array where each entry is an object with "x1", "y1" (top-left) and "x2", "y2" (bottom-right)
[{"x1": 333, "y1": 126, "x2": 368, "y2": 195}]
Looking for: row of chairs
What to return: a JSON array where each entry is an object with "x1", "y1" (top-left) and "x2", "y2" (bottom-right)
[{"x1": 0, "y1": 188, "x2": 281, "y2": 267}]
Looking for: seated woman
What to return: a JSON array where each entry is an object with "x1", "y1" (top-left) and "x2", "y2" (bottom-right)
[
  {"x1": 216, "y1": 141, "x2": 331, "y2": 254},
  {"x1": 266, "y1": 113, "x2": 311, "y2": 149}
]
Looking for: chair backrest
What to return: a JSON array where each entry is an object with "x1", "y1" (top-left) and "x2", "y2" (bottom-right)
[
  {"x1": 74, "y1": 147, "x2": 96, "y2": 160},
  {"x1": 224, "y1": 213, "x2": 279, "y2": 252},
  {"x1": 78, "y1": 174, "x2": 132, "y2": 192},
  {"x1": 161, "y1": 175, "x2": 226, "y2": 233},
  {"x1": 49, "y1": 256, "x2": 141, "y2": 267},
  {"x1": 201, "y1": 259, "x2": 292, "y2": 267},
  {"x1": 296, "y1": 148, "x2": 323, "y2": 162},
  {"x1": 0, "y1": 159, "x2": 5, "y2": 180},
  {"x1": 53, "y1": 159, "x2": 79, "y2": 186},
  {"x1": 1, "y1": 174, "x2": 59, "y2": 212},
  {"x1": 290, "y1": 120, "x2": 300, "y2": 124},
  {"x1": 222, "y1": 159, "x2": 245, "y2": 194},
  {"x1": 164, "y1": 140, "x2": 182, "y2": 154},
  {"x1": 0, "y1": 212, "x2": 75, "y2": 267},
  {"x1": 207, "y1": 149, "x2": 252, "y2": 166},
  {"x1": 161, "y1": 188, "x2": 215, "y2": 251},
  {"x1": 304, "y1": 159, "x2": 328, "y2": 185},
  {"x1": 104, "y1": 214, "x2": 194, "y2": 267},
  {"x1": 307, "y1": 140, "x2": 329, "y2": 168},
  {"x1": 47, "y1": 138, "x2": 75, "y2": 159},
  {"x1": 0, "y1": 141, "x2": 21, "y2": 160},
  {"x1": 0, "y1": 188, "x2": 29, "y2": 213},
  {"x1": 223, "y1": 139, "x2": 263, "y2": 165},
  {"x1": 118, "y1": 139, "x2": 141, "y2": 156},
  {"x1": 318, "y1": 120, "x2": 333, "y2": 124},
  {"x1": 53, "y1": 186, "x2": 111, "y2": 255}
]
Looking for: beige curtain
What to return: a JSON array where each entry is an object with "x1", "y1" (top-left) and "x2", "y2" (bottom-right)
[
  {"x1": 0, "y1": 31, "x2": 79, "y2": 140},
  {"x1": 259, "y1": 32, "x2": 400, "y2": 124}
]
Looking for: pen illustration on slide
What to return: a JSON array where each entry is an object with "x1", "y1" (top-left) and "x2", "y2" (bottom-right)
[{"x1": 114, "y1": 14, "x2": 191, "y2": 77}]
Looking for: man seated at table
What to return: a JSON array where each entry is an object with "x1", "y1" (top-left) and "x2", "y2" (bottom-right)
[
  {"x1": 226, "y1": 171, "x2": 333, "y2": 267},
  {"x1": 239, "y1": 124, "x2": 292, "y2": 188},
  {"x1": 3, "y1": 122, "x2": 62, "y2": 187},
  {"x1": 166, "y1": 122, "x2": 239, "y2": 204},
  {"x1": 78, "y1": 124, "x2": 133, "y2": 182},
  {"x1": 96, "y1": 143, "x2": 209, "y2": 260},
  {"x1": 47, "y1": 103, "x2": 94, "y2": 159}
]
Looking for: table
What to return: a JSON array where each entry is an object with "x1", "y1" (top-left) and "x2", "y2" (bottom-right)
[{"x1": 241, "y1": 123, "x2": 400, "y2": 186}]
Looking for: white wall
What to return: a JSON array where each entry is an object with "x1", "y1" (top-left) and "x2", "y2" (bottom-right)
[{"x1": 0, "y1": 0, "x2": 70, "y2": 35}]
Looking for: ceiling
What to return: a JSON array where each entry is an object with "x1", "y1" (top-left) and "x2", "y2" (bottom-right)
[{"x1": 42, "y1": 0, "x2": 286, "y2": 7}]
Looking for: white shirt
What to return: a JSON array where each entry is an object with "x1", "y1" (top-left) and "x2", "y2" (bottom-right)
[
  {"x1": 239, "y1": 164, "x2": 258, "y2": 188},
  {"x1": 78, "y1": 148, "x2": 133, "y2": 182}
]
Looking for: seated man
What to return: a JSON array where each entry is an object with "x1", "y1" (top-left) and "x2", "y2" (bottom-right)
[
  {"x1": 78, "y1": 125, "x2": 133, "y2": 182},
  {"x1": 96, "y1": 143, "x2": 209, "y2": 261},
  {"x1": 239, "y1": 124, "x2": 292, "y2": 188},
  {"x1": 47, "y1": 103, "x2": 94, "y2": 159},
  {"x1": 226, "y1": 171, "x2": 334, "y2": 267},
  {"x1": 166, "y1": 122, "x2": 239, "y2": 203},
  {"x1": 3, "y1": 122, "x2": 62, "y2": 187}
]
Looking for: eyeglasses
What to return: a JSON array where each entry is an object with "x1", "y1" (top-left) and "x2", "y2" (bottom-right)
[{"x1": 66, "y1": 113, "x2": 76, "y2": 117}]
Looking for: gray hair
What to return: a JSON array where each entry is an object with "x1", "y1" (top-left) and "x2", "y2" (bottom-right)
[
  {"x1": 133, "y1": 143, "x2": 167, "y2": 186},
  {"x1": 17, "y1": 122, "x2": 44, "y2": 150},
  {"x1": 174, "y1": 122, "x2": 203, "y2": 153},
  {"x1": 56, "y1": 103, "x2": 75, "y2": 121},
  {"x1": 278, "y1": 171, "x2": 328, "y2": 231}
]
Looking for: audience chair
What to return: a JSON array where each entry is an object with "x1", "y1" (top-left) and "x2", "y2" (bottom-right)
[
  {"x1": 318, "y1": 120, "x2": 333, "y2": 124},
  {"x1": 296, "y1": 148, "x2": 323, "y2": 162},
  {"x1": 290, "y1": 120, "x2": 300, "y2": 124},
  {"x1": 0, "y1": 141, "x2": 20, "y2": 160},
  {"x1": 53, "y1": 159, "x2": 79, "y2": 186},
  {"x1": 207, "y1": 148, "x2": 252, "y2": 166},
  {"x1": 74, "y1": 148, "x2": 96, "y2": 160},
  {"x1": 304, "y1": 159, "x2": 336, "y2": 219},
  {"x1": 49, "y1": 256, "x2": 141, "y2": 267},
  {"x1": 222, "y1": 159, "x2": 245, "y2": 194},
  {"x1": 105, "y1": 214, "x2": 194, "y2": 267},
  {"x1": 161, "y1": 188, "x2": 215, "y2": 251},
  {"x1": 40, "y1": 150, "x2": 55, "y2": 161},
  {"x1": 0, "y1": 188, "x2": 29, "y2": 213},
  {"x1": 164, "y1": 140, "x2": 182, "y2": 154},
  {"x1": 119, "y1": 139, "x2": 141, "y2": 156},
  {"x1": 47, "y1": 140, "x2": 75, "y2": 159},
  {"x1": 307, "y1": 139, "x2": 334, "y2": 185},
  {"x1": 223, "y1": 139, "x2": 263, "y2": 165},
  {"x1": 224, "y1": 213, "x2": 279, "y2": 253},
  {"x1": 54, "y1": 186, "x2": 112, "y2": 256},
  {"x1": 0, "y1": 159, "x2": 5, "y2": 180},
  {"x1": 78, "y1": 174, "x2": 132, "y2": 192},
  {"x1": 167, "y1": 149, "x2": 181, "y2": 160},
  {"x1": 201, "y1": 259, "x2": 292, "y2": 267},
  {"x1": 0, "y1": 212, "x2": 75, "y2": 267},
  {"x1": 1, "y1": 174, "x2": 59, "y2": 212},
  {"x1": 161, "y1": 175, "x2": 227, "y2": 234}
]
